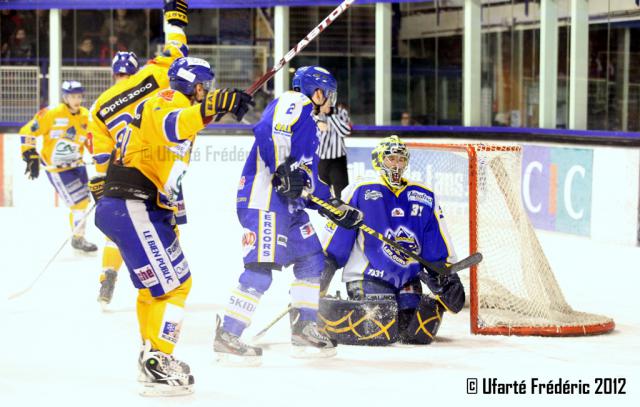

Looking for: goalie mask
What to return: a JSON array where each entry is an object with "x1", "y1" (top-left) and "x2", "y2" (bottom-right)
[{"x1": 371, "y1": 135, "x2": 410, "y2": 189}]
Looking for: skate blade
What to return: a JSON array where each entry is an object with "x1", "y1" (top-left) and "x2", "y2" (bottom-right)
[
  {"x1": 215, "y1": 352, "x2": 262, "y2": 367},
  {"x1": 291, "y1": 345, "x2": 337, "y2": 359},
  {"x1": 73, "y1": 248, "x2": 98, "y2": 257},
  {"x1": 139, "y1": 382, "x2": 193, "y2": 397},
  {"x1": 98, "y1": 300, "x2": 110, "y2": 312}
]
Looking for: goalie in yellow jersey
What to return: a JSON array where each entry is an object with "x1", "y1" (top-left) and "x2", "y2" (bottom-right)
[
  {"x1": 94, "y1": 55, "x2": 252, "y2": 396},
  {"x1": 88, "y1": 0, "x2": 192, "y2": 310},
  {"x1": 19, "y1": 80, "x2": 97, "y2": 254}
]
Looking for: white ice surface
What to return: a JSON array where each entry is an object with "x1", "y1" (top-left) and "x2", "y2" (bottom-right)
[{"x1": 1, "y1": 136, "x2": 639, "y2": 406}]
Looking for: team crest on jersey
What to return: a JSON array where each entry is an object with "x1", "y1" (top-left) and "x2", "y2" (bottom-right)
[
  {"x1": 241, "y1": 229, "x2": 257, "y2": 257},
  {"x1": 391, "y1": 208, "x2": 405, "y2": 217},
  {"x1": 407, "y1": 190, "x2": 433, "y2": 207},
  {"x1": 382, "y1": 227, "x2": 420, "y2": 266},
  {"x1": 365, "y1": 189, "x2": 383, "y2": 201},
  {"x1": 238, "y1": 176, "x2": 246, "y2": 190}
]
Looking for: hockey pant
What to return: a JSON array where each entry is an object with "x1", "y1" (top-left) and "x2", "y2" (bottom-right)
[
  {"x1": 46, "y1": 167, "x2": 90, "y2": 237},
  {"x1": 222, "y1": 209, "x2": 325, "y2": 337}
]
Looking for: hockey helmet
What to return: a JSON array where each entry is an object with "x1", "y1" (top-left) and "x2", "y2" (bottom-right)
[
  {"x1": 168, "y1": 57, "x2": 215, "y2": 96},
  {"x1": 292, "y1": 66, "x2": 337, "y2": 106},
  {"x1": 111, "y1": 51, "x2": 139, "y2": 76},
  {"x1": 61, "y1": 80, "x2": 84, "y2": 95},
  {"x1": 371, "y1": 135, "x2": 410, "y2": 188}
]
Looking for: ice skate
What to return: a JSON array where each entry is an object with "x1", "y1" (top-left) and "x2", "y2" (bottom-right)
[
  {"x1": 139, "y1": 341, "x2": 194, "y2": 397},
  {"x1": 137, "y1": 344, "x2": 191, "y2": 383},
  {"x1": 213, "y1": 315, "x2": 262, "y2": 366},
  {"x1": 97, "y1": 269, "x2": 117, "y2": 310},
  {"x1": 71, "y1": 236, "x2": 98, "y2": 254},
  {"x1": 291, "y1": 312, "x2": 337, "y2": 359}
]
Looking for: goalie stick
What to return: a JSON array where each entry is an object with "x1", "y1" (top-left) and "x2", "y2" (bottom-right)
[
  {"x1": 215, "y1": 0, "x2": 356, "y2": 121},
  {"x1": 8, "y1": 203, "x2": 97, "y2": 300},
  {"x1": 304, "y1": 192, "x2": 483, "y2": 276}
]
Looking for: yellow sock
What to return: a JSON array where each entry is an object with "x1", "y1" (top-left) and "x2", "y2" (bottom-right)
[
  {"x1": 70, "y1": 198, "x2": 90, "y2": 237},
  {"x1": 137, "y1": 277, "x2": 192, "y2": 354},
  {"x1": 101, "y1": 238, "x2": 123, "y2": 276}
]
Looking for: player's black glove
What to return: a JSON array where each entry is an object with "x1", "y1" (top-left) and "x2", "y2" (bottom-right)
[
  {"x1": 22, "y1": 148, "x2": 40, "y2": 180},
  {"x1": 318, "y1": 198, "x2": 363, "y2": 230},
  {"x1": 164, "y1": 0, "x2": 188, "y2": 27},
  {"x1": 201, "y1": 88, "x2": 254, "y2": 122},
  {"x1": 419, "y1": 269, "x2": 465, "y2": 313},
  {"x1": 273, "y1": 158, "x2": 307, "y2": 199},
  {"x1": 88, "y1": 176, "x2": 106, "y2": 202}
]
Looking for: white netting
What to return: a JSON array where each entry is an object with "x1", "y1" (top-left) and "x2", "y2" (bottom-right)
[
  {"x1": 0, "y1": 66, "x2": 40, "y2": 123},
  {"x1": 408, "y1": 143, "x2": 614, "y2": 336},
  {"x1": 61, "y1": 67, "x2": 113, "y2": 111}
]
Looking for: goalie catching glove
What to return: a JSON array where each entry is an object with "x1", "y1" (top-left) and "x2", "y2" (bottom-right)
[
  {"x1": 22, "y1": 148, "x2": 40, "y2": 180},
  {"x1": 318, "y1": 198, "x2": 363, "y2": 230},
  {"x1": 164, "y1": 0, "x2": 188, "y2": 27},
  {"x1": 272, "y1": 157, "x2": 308, "y2": 199},
  {"x1": 201, "y1": 88, "x2": 253, "y2": 122}
]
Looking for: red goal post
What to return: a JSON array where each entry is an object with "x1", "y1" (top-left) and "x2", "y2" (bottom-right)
[{"x1": 405, "y1": 142, "x2": 614, "y2": 336}]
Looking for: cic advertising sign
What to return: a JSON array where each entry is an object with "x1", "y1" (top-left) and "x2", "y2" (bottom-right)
[{"x1": 521, "y1": 146, "x2": 593, "y2": 236}]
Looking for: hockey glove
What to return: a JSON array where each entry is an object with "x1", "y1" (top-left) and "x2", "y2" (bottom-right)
[
  {"x1": 318, "y1": 198, "x2": 364, "y2": 230},
  {"x1": 420, "y1": 269, "x2": 465, "y2": 313},
  {"x1": 201, "y1": 88, "x2": 254, "y2": 122},
  {"x1": 22, "y1": 148, "x2": 40, "y2": 180},
  {"x1": 164, "y1": 0, "x2": 188, "y2": 27},
  {"x1": 88, "y1": 176, "x2": 106, "y2": 202},
  {"x1": 273, "y1": 159, "x2": 308, "y2": 199}
]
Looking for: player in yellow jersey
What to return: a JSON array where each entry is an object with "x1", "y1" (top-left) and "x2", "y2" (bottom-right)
[
  {"x1": 88, "y1": 1, "x2": 191, "y2": 309},
  {"x1": 93, "y1": 54, "x2": 252, "y2": 396},
  {"x1": 20, "y1": 80, "x2": 97, "y2": 254}
]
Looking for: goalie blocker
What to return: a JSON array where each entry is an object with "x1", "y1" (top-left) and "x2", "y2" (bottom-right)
[{"x1": 318, "y1": 295, "x2": 444, "y2": 346}]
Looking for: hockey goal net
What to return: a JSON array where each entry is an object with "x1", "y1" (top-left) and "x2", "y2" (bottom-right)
[{"x1": 406, "y1": 142, "x2": 614, "y2": 336}]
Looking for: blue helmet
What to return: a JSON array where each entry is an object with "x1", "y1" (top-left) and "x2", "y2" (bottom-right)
[
  {"x1": 61, "y1": 80, "x2": 84, "y2": 95},
  {"x1": 111, "y1": 51, "x2": 139, "y2": 75},
  {"x1": 168, "y1": 57, "x2": 215, "y2": 96},
  {"x1": 292, "y1": 66, "x2": 337, "y2": 106}
]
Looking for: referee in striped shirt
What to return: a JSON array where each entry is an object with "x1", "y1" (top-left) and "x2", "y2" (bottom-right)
[{"x1": 317, "y1": 103, "x2": 351, "y2": 197}]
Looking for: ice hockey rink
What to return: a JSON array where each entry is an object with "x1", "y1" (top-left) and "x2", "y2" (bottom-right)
[{"x1": 1, "y1": 135, "x2": 638, "y2": 407}]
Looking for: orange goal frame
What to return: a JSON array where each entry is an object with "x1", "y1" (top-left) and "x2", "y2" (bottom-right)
[{"x1": 406, "y1": 142, "x2": 615, "y2": 336}]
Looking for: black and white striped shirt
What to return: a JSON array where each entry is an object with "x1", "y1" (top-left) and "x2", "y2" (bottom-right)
[{"x1": 318, "y1": 106, "x2": 351, "y2": 159}]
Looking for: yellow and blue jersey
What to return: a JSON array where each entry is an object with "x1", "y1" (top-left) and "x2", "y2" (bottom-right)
[
  {"x1": 88, "y1": 25, "x2": 189, "y2": 176},
  {"x1": 322, "y1": 177, "x2": 457, "y2": 289},
  {"x1": 118, "y1": 89, "x2": 204, "y2": 208},
  {"x1": 19, "y1": 103, "x2": 90, "y2": 172},
  {"x1": 237, "y1": 91, "x2": 330, "y2": 214}
]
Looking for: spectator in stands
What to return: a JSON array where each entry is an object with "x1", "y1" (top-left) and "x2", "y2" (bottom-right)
[
  {"x1": 99, "y1": 34, "x2": 128, "y2": 65},
  {"x1": 4, "y1": 28, "x2": 34, "y2": 64},
  {"x1": 76, "y1": 37, "x2": 99, "y2": 65},
  {"x1": 401, "y1": 111, "x2": 413, "y2": 126}
]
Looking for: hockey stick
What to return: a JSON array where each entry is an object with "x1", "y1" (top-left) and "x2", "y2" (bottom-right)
[
  {"x1": 251, "y1": 305, "x2": 293, "y2": 344},
  {"x1": 8, "y1": 203, "x2": 97, "y2": 300},
  {"x1": 215, "y1": 0, "x2": 356, "y2": 121},
  {"x1": 305, "y1": 193, "x2": 483, "y2": 276}
]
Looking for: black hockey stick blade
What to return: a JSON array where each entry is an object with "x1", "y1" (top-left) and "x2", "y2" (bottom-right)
[{"x1": 447, "y1": 252, "x2": 483, "y2": 274}]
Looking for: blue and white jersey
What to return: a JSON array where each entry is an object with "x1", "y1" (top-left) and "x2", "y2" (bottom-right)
[
  {"x1": 322, "y1": 177, "x2": 457, "y2": 289},
  {"x1": 237, "y1": 91, "x2": 330, "y2": 214}
]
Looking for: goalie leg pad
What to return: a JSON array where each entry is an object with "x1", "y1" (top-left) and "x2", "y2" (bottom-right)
[
  {"x1": 319, "y1": 297, "x2": 399, "y2": 346},
  {"x1": 400, "y1": 296, "x2": 444, "y2": 345}
]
